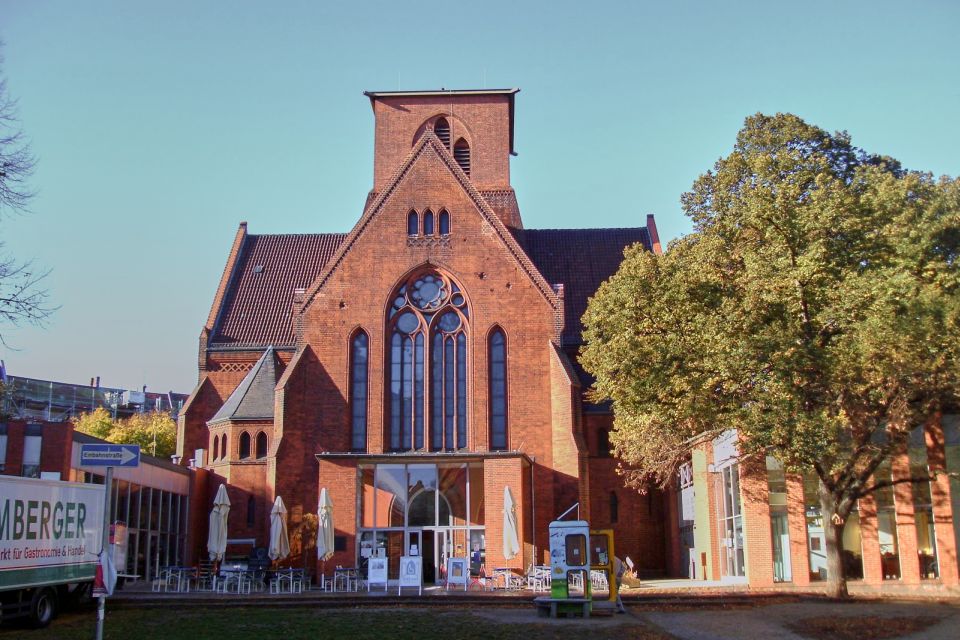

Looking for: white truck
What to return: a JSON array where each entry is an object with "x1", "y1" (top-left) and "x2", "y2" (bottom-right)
[{"x1": 0, "y1": 476, "x2": 104, "y2": 627}]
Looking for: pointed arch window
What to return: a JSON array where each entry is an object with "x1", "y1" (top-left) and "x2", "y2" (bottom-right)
[
  {"x1": 220, "y1": 434, "x2": 227, "y2": 460},
  {"x1": 434, "y1": 117, "x2": 451, "y2": 148},
  {"x1": 439, "y1": 210, "x2": 450, "y2": 235},
  {"x1": 423, "y1": 210, "x2": 434, "y2": 235},
  {"x1": 212, "y1": 433, "x2": 220, "y2": 460},
  {"x1": 489, "y1": 329, "x2": 508, "y2": 450},
  {"x1": 388, "y1": 270, "x2": 469, "y2": 451},
  {"x1": 351, "y1": 331, "x2": 369, "y2": 451},
  {"x1": 407, "y1": 210, "x2": 419, "y2": 236},
  {"x1": 453, "y1": 138, "x2": 470, "y2": 176},
  {"x1": 255, "y1": 431, "x2": 268, "y2": 459},
  {"x1": 239, "y1": 431, "x2": 251, "y2": 459}
]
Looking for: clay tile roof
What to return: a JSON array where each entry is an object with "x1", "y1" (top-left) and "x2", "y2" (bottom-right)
[
  {"x1": 211, "y1": 233, "x2": 346, "y2": 347},
  {"x1": 522, "y1": 227, "x2": 651, "y2": 344}
]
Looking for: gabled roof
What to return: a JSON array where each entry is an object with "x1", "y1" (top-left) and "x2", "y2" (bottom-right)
[
  {"x1": 210, "y1": 233, "x2": 346, "y2": 347},
  {"x1": 298, "y1": 131, "x2": 558, "y2": 314},
  {"x1": 522, "y1": 228, "x2": 651, "y2": 344},
  {"x1": 207, "y1": 348, "x2": 279, "y2": 424}
]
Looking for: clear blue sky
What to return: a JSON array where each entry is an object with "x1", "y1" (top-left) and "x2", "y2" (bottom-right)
[{"x1": 1, "y1": 0, "x2": 957, "y2": 393}]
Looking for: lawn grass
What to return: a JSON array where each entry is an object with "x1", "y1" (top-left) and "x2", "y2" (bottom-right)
[
  {"x1": 786, "y1": 615, "x2": 940, "y2": 640},
  {"x1": 1, "y1": 606, "x2": 673, "y2": 640}
]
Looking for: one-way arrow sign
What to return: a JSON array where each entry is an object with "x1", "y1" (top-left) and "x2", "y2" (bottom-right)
[{"x1": 79, "y1": 443, "x2": 141, "y2": 468}]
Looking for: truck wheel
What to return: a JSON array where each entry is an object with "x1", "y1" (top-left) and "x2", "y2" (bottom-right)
[{"x1": 29, "y1": 587, "x2": 57, "y2": 628}]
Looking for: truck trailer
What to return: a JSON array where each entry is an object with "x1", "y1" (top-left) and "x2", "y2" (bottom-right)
[{"x1": 0, "y1": 475, "x2": 104, "y2": 627}]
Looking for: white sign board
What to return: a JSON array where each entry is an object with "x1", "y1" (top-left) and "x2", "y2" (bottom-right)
[
  {"x1": 445, "y1": 557, "x2": 468, "y2": 591},
  {"x1": 0, "y1": 477, "x2": 104, "y2": 589},
  {"x1": 398, "y1": 555, "x2": 422, "y2": 595},
  {"x1": 367, "y1": 556, "x2": 388, "y2": 591}
]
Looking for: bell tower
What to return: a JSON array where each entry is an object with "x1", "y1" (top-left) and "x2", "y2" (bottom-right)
[{"x1": 364, "y1": 89, "x2": 523, "y2": 229}]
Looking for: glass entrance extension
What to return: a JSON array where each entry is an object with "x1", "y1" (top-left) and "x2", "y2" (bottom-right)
[{"x1": 358, "y1": 461, "x2": 484, "y2": 584}]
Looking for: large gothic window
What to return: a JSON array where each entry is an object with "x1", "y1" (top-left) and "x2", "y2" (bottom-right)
[
  {"x1": 488, "y1": 328, "x2": 507, "y2": 450},
  {"x1": 351, "y1": 331, "x2": 369, "y2": 451},
  {"x1": 388, "y1": 271, "x2": 469, "y2": 451}
]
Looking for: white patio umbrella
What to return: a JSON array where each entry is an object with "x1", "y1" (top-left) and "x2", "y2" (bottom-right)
[
  {"x1": 268, "y1": 496, "x2": 290, "y2": 561},
  {"x1": 503, "y1": 486, "x2": 521, "y2": 561},
  {"x1": 207, "y1": 484, "x2": 231, "y2": 562},
  {"x1": 316, "y1": 488, "x2": 334, "y2": 561}
]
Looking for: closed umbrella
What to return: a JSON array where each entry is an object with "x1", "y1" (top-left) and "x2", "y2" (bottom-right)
[
  {"x1": 317, "y1": 488, "x2": 334, "y2": 561},
  {"x1": 503, "y1": 486, "x2": 520, "y2": 561},
  {"x1": 268, "y1": 496, "x2": 290, "y2": 561},
  {"x1": 207, "y1": 484, "x2": 230, "y2": 562}
]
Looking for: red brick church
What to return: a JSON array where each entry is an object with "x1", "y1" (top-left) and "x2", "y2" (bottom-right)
[{"x1": 177, "y1": 89, "x2": 669, "y2": 581}]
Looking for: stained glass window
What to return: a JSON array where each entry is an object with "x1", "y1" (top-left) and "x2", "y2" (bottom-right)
[{"x1": 388, "y1": 270, "x2": 468, "y2": 451}]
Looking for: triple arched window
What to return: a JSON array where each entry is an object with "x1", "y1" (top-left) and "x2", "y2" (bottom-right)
[
  {"x1": 388, "y1": 270, "x2": 468, "y2": 451},
  {"x1": 407, "y1": 209, "x2": 450, "y2": 237}
]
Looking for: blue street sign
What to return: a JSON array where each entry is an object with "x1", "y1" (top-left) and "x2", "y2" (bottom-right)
[{"x1": 79, "y1": 444, "x2": 141, "y2": 468}]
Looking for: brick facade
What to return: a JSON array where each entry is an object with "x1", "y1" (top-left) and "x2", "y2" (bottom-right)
[{"x1": 178, "y1": 88, "x2": 669, "y2": 581}]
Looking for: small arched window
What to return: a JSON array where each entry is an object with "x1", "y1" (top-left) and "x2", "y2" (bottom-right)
[
  {"x1": 247, "y1": 495, "x2": 255, "y2": 527},
  {"x1": 453, "y1": 138, "x2": 470, "y2": 176},
  {"x1": 489, "y1": 328, "x2": 507, "y2": 450},
  {"x1": 610, "y1": 492, "x2": 619, "y2": 524},
  {"x1": 255, "y1": 431, "x2": 268, "y2": 459},
  {"x1": 439, "y1": 210, "x2": 450, "y2": 235},
  {"x1": 220, "y1": 434, "x2": 227, "y2": 460},
  {"x1": 423, "y1": 210, "x2": 434, "y2": 235},
  {"x1": 212, "y1": 433, "x2": 220, "y2": 460},
  {"x1": 239, "y1": 431, "x2": 251, "y2": 460},
  {"x1": 407, "y1": 210, "x2": 419, "y2": 236},
  {"x1": 434, "y1": 118, "x2": 451, "y2": 148},
  {"x1": 350, "y1": 331, "x2": 369, "y2": 451}
]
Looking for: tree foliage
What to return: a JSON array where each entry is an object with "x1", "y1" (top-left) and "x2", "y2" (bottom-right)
[
  {"x1": 581, "y1": 113, "x2": 960, "y2": 596},
  {"x1": 73, "y1": 408, "x2": 177, "y2": 458}
]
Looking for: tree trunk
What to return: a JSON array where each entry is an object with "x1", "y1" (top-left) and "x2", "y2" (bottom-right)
[{"x1": 819, "y1": 482, "x2": 848, "y2": 598}]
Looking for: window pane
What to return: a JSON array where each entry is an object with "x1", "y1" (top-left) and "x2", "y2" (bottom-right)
[
  {"x1": 415, "y1": 333, "x2": 424, "y2": 449},
  {"x1": 375, "y1": 465, "x2": 406, "y2": 528},
  {"x1": 439, "y1": 211, "x2": 450, "y2": 235},
  {"x1": 351, "y1": 332, "x2": 368, "y2": 451},
  {"x1": 407, "y1": 211, "x2": 418, "y2": 235},
  {"x1": 489, "y1": 331, "x2": 506, "y2": 450},
  {"x1": 390, "y1": 333, "x2": 401, "y2": 450},
  {"x1": 456, "y1": 333, "x2": 467, "y2": 449},
  {"x1": 431, "y1": 333, "x2": 443, "y2": 450},
  {"x1": 423, "y1": 211, "x2": 434, "y2": 235},
  {"x1": 402, "y1": 337, "x2": 413, "y2": 450},
  {"x1": 444, "y1": 337, "x2": 454, "y2": 449}
]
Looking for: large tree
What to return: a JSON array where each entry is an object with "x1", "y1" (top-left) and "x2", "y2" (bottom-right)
[
  {"x1": 581, "y1": 113, "x2": 960, "y2": 597},
  {"x1": 0, "y1": 45, "x2": 53, "y2": 345},
  {"x1": 73, "y1": 408, "x2": 178, "y2": 458}
]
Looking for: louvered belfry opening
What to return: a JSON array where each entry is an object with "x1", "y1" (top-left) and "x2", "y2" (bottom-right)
[
  {"x1": 434, "y1": 117, "x2": 451, "y2": 148},
  {"x1": 453, "y1": 138, "x2": 470, "y2": 176}
]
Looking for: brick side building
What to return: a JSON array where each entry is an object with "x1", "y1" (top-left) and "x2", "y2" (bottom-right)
[{"x1": 177, "y1": 88, "x2": 669, "y2": 581}]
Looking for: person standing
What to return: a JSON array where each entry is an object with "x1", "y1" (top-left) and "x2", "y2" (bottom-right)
[{"x1": 614, "y1": 556, "x2": 627, "y2": 613}]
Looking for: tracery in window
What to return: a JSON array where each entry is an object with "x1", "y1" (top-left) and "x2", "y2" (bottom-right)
[{"x1": 388, "y1": 270, "x2": 469, "y2": 451}]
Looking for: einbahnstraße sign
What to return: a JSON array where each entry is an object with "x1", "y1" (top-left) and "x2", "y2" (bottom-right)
[{"x1": 78, "y1": 444, "x2": 140, "y2": 468}]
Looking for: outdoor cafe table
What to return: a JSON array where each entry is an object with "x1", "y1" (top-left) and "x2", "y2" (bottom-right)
[
  {"x1": 334, "y1": 567, "x2": 359, "y2": 592},
  {"x1": 491, "y1": 568, "x2": 521, "y2": 590},
  {"x1": 168, "y1": 567, "x2": 196, "y2": 593},
  {"x1": 267, "y1": 568, "x2": 303, "y2": 594},
  {"x1": 217, "y1": 568, "x2": 254, "y2": 594}
]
